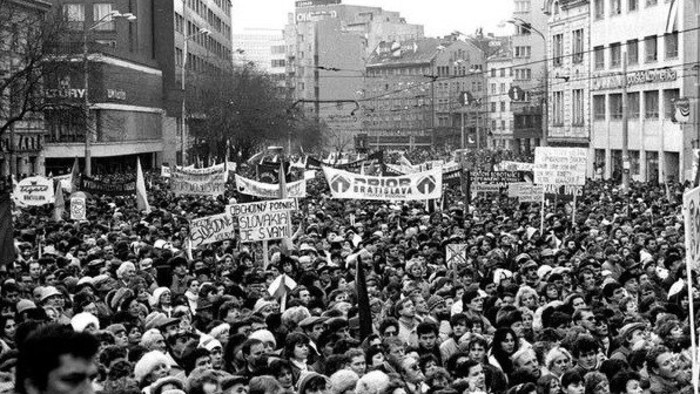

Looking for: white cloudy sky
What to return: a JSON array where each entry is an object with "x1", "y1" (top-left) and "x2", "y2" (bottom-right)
[{"x1": 231, "y1": 0, "x2": 515, "y2": 37}]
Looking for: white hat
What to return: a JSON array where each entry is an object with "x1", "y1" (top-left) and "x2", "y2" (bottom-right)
[{"x1": 70, "y1": 312, "x2": 99, "y2": 333}]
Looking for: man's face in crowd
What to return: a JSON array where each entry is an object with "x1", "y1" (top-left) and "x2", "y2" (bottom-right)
[
  {"x1": 577, "y1": 311, "x2": 596, "y2": 332},
  {"x1": 32, "y1": 354, "x2": 99, "y2": 394},
  {"x1": 516, "y1": 351, "x2": 540, "y2": 378},
  {"x1": 653, "y1": 352, "x2": 678, "y2": 380},
  {"x1": 306, "y1": 323, "x2": 325, "y2": 341},
  {"x1": 76, "y1": 250, "x2": 87, "y2": 261},
  {"x1": 577, "y1": 349, "x2": 598, "y2": 370},
  {"x1": 29, "y1": 263, "x2": 41, "y2": 279},
  {"x1": 349, "y1": 355, "x2": 366, "y2": 376},
  {"x1": 399, "y1": 300, "x2": 415, "y2": 318},
  {"x1": 418, "y1": 331, "x2": 437, "y2": 349},
  {"x1": 467, "y1": 296, "x2": 484, "y2": 313},
  {"x1": 469, "y1": 343, "x2": 486, "y2": 362},
  {"x1": 246, "y1": 343, "x2": 265, "y2": 368}
]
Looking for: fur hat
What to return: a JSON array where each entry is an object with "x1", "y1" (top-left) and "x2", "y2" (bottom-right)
[
  {"x1": 150, "y1": 287, "x2": 171, "y2": 308},
  {"x1": 140, "y1": 328, "x2": 165, "y2": 349},
  {"x1": 248, "y1": 329, "x2": 277, "y2": 347},
  {"x1": 134, "y1": 351, "x2": 170, "y2": 384},
  {"x1": 330, "y1": 369, "x2": 359, "y2": 394},
  {"x1": 70, "y1": 312, "x2": 99, "y2": 332},
  {"x1": 355, "y1": 371, "x2": 390, "y2": 394}
]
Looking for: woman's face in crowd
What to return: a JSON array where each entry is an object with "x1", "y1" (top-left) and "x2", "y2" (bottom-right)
[
  {"x1": 501, "y1": 333, "x2": 516, "y2": 354},
  {"x1": 276, "y1": 369, "x2": 293, "y2": 388},
  {"x1": 546, "y1": 286, "x2": 559, "y2": 300},
  {"x1": 293, "y1": 342, "x2": 309, "y2": 360},
  {"x1": 371, "y1": 352, "x2": 385, "y2": 366},
  {"x1": 189, "y1": 281, "x2": 200, "y2": 294},
  {"x1": 551, "y1": 354, "x2": 571, "y2": 376},
  {"x1": 128, "y1": 326, "x2": 142, "y2": 344},
  {"x1": 624, "y1": 379, "x2": 643, "y2": 394},
  {"x1": 521, "y1": 293, "x2": 537, "y2": 308},
  {"x1": 548, "y1": 378, "x2": 562, "y2": 394},
  {"x1": 149, "y1": 362, "x2": 169, "y2": 381},
  {"x1": 3, "y1": 318, "x2": 15, "y2": 339},
  {"x1": 469, "y1": 343, "x2": 486, "y2": 362},
  {"x1": 160, "y1": 291, "x2": 171, "y2": 305}
]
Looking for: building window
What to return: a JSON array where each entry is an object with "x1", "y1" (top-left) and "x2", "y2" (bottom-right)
[
  {"x1": 627, "y1": 39, "x2": 638, "y2": 65},
  {"x1": 500, "y1": 68, "x2": 506, "y2": 77},
  {"x1": 175, "y1": 47, "x2": 183, "y2": 66},
  {"x1": 491, "y1": 68, "x2": 497, "y2": 77},
  {"x1": 594, "y1": 46, "x2": 605, "y2": 69},
  {"x1": 572, "y1": 89, "x2": 584, "y2": 125},
  {"x1": 500, "y1": 83, "x2": 506, "y2": 93},
  {"x1": 645, "y1": 35, "x2": 657, "y2": 62},
  {"x1": 491, "y1": 83, "x2": 497, "y2": 94},
  {"x1": 594, "y1": 95, "x2": 606, "y2": 120},
  {"x1": 609, "y1": 93, "x2": 623, "y2": 119},
  {"x1": 553, "y1": 34, "x2": 563, "y2": 66},
  {"x1": 515, "y1": 0, "x2": 531, "y2": 12},
  {"x1": 628, "y1": 92, "x2": 640, "y2": 118},
  {"x1": 62, "y1": 3, "x2": 85, "y2": 30},
  {"x1": 552, "y1": 91, "x2": 564, "y2": 125},
  {"x1": 271, "y1": 59, "x2": 286, "y2": 68},
  {"x1": 514, "y1": 46, "x2": 531, "y2": 58},
  {"x1": 610, "y1": 0, "x2": 621, "y2": 15},
  {"x1": 646, "y1": 0, "x2": 657, "y2": 6},
  {"x1": 663, "y1": 89, "x2": 680, "y2": 119},
  {"x1": 644, "y1": 90, "x2": 659, "y2": 119},
  {"x1": 175, "y1": 13, "x2": 184, "y2": 33},
  {"x1": 610, "y1": 42, "x2": 621, "y2": 68},
  {"x1": 93, "y1": 3, "x2": 115, "y2": 30},
  {"x1": 515, "y1": 68, "x2": 532, "y2": 80},
  {"x1": 595, "y1": 0, "x2": 605, "y2": 19},
  {"x1": 572, "y1": 29, "x2": 584, "y2": 63},
  {"x1": 628, "y1": 0, "x2": 637, "y2": 11},
  {"x1": 500, "y1": 101, "x2": 506, "y2": 112},
  {"x1": 491, "y1": 102, "x2": 497, "y2": 112},
  {"x1": 665, "y1": 32, "x2": 678, "y2": 59}
]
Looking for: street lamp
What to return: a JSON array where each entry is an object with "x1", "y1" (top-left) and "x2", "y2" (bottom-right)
[
  {"x1": 181, "y1": 27, "x2": 211, "y2": 166},
  {"x1": 503, "y1": 18, "x2": 548, "y2": 148},
  {"x1": 83, "y1": 10, "x2": 136, "y2": 177}
]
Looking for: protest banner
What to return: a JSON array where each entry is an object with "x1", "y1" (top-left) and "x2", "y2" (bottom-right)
[
  {"x1": 189, "y1": 212, "x2": 236, "y2": 248},
  {"x1": 80, "y1": 176, "x2": 136, "y2": 196},
  {"x1": 508, "y1": 183, "x2": 544, "y2": 203},
  {"x1": 70, "y1": 196, "x2": 86, "y2": 220},
  {"x1": 170, "y1": 167, "x2": 227, "y2": 197},
  {"x1": 13, "y1": 176, "x2": 54, "y2": 207},
  {"x1": 543, "y1": 184, "x2": 584, "y2": 201},
  {"x1": 228, "y1": 198, "x2": 298, "y2": 243},
  {"x1": 234, "y1": 174, "x2": 306, "y2": 198},
  {"x1": 443, "y1": 165, "x2": 463, "y2": 188},
  {"x1": 495, "y1": 161, "x2": 535, "y2": 171},
  {"x1": 683, "y1": 185, "x2": 700, "y2": 394},
  {"x1": 161, "y1": 165, "x2": 171, "y2": 178},
  {"x1": 534, "y1": 147, "x2": 588, "y2": 185},
  {"x1": 322, "y1": 167, "x2": 442, "y2": 200},
  {"x1": 466, "y1": 170, "x2": 524, "y2": 196},
  {"x1": 446, "y1": 244, "x2": 467, "y2": 269}
]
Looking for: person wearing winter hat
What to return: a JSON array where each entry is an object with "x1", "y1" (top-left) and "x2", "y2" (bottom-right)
[
  {"x1": 355, "y1": 370, "x2": 390, "y2": 394},
  {"x1": 186, "y1": 366, "x2": 222, "y2": 394},
  {"x1": 151, "y1": 287, "x2": 173, "y2": 317},
  {"x1": 248, "y1": 329, "x2": 277, "y2": 353},
  {"x1": 116, "y1": 261, "x2": 136, "y2": 287},
  {"x1": 70, "y1": 312, "x2": 100, "y2": 333},
  {"x1": 584, "y1": 371, "x2": 610, "y2": 394},
  {"x1": 249, "y1": 375, "x2": 283, "y2": 394},
  {"x1": 105, "y1": 324, "x2": 129, "y2": 348},
  {"x1": 140, "y1": 329, "x2": 167, "y2": 353},
  {"x1": 134, "y1": 350, "x2": 171, "y2": 389},
  {"x1": 298, "y1": 372, "x2": 330, "y2": 394},
  {"x1": 199, "y1": 335, "x2": 224, "y2": 370},
  {"x1": 149, "y1": 376, "x2": 186, "y2": 394},
  {"x1": 329, "y1": 369, "x2": 359, "y2": 394}
]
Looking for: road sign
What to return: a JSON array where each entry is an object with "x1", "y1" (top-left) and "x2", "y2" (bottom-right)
[
  {"x1": 458, "y1": 91, "x2": 474, "y2": 106},
  {"x1": 508, "y1": 85, "x2": 525, "y2": 102}
]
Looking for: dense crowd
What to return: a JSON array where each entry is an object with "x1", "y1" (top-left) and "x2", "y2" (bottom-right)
[{"x1": 4, "y1": 149, "x2": 696, "y2": 394}]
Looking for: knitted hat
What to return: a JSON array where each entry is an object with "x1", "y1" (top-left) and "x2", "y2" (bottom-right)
[
  {"x1": 70, "y1": 312, "x2": 99, "y2": 333},
  {"x1": 253, "y1": 299, "x2": 274, "y2": 314},
  {"x1": 426, "y1": 295, "x2": 445, "y2": 312},
  {"x1": 134, "y1": 351, "x2": 170, "y2": 384},
  {"x1": 330, "y1": 369, "x2": 359, "y2": 394},
  {"x1": 248, "y1": 329, "x2": 276, "y2": 347}
]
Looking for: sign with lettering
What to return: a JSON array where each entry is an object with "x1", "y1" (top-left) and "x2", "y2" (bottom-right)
[
  {"x1": 466, "y1": 171, "x2": 524, "y2": 195},
  {"x1": 170, "y1": 167, "x2": 227, "y2": 197},
  {"x1": 495, "y1": 161, "x2": 534, "y2": 171},
  {"x1": 534, "y1": 147, "x2": 588, "y2": 186},
  {"x1": 234, "y1": 174, "x2": 307, "y2": 198},
  {"x1": 684, "y1": 185, "x2": 700, "y2": 271},
  {"x1": 80, "y1": 176, "x2": 136, "y2": 196},
  {"x1": 592, "y1": 67, "x2": 677, "y2": 91},
  {"x1": 446, "y1": 244, "x2": 468, "y2": 269},
  {"x1": 508, "y1": 183, "x2": 544, "y2": 203},
  {"x1": 13, "y1": 176, "x2": 54, "y2": 207},
  {"x1": 70, "y1": 196, "x2": 86, "y2": 220},
  {"x1": 295, "y1": 0, "x2": 341, "y2": 6},
  {"x1": 161, "y1": 165, "x2": 171, "y2": 178},
  {"x1": 189, "y1": 212, "x2": 236, "y2": 248},
  {"x1": 322, "y1": 166, "x2": 442, "y2": 200},
  {"x1": 228, "y1": 199, "x2": 298, "y2": 243}
]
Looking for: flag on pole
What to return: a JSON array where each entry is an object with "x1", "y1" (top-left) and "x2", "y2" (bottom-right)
[
  {"x1": 356, "y1": 255, "x2": 373, "y2": 341},
  {"x1": 666, "y1": 0, "x2": 678, "y2": 34},
  {"x1": 70, "y1": 157, "x2": 80, "y2": 192},
  {"x1": 136, "y1": 157, "x2": 151, "y2": 213},
  {"x1": 53, "y1": 181, "x2": 65, "y2": 221},
  {"x1": 268, "y1": 273, "x2": 297, "y2": 312},
  {"x1": 0, "y1": 192, "x2": 15, "y2": 266}
]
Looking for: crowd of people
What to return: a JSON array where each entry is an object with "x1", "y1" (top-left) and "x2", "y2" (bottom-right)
[{"x1": 3, "y1": 148, "x2": 697, "y2": 394}]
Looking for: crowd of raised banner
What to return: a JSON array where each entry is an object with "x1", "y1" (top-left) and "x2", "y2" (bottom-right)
[{"x1": 0, "y1": 146, "x2": 697, "y2": 394}]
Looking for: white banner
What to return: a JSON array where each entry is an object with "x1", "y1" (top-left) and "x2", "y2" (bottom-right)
[
  {"x1": 684, "y1": 186, "x2": 700, "y2": 271},
  {"x1": 234, "y1": 174, "x2": 306, "y2": 198},
  {"x1": 161, "y1": 165, "x2": 171, "y2": 178},
  {"x1": 496, "y1": 161, "x2": 535, "y2": 171},
  {"x1": 190, "y1": 212, "x2": 236, "y2": 248},
  {"x1": 322, "y1": 166, "x2": 442, "y2": 200},
  {"x1": 508, "y1": 183, "x2": 544, "y2": 203},
  {"x1": 54, "y1": 174, "x2": 73, "y2": 193},
  {"x1": 14, "y1": 176, "x2": 54, "y2": 207},
  {"x1": 70, "y1": 196, "x2": 86, "y2": 220},
  {"x1": 228, "y1": 198, "x2": 298, "y2": 243},
  {"x1": 170, "y1": 167, "x2": 227, "y2": 197},
  {"x1": 534, "y1": 147, "x2": 588, "y2": 185}
]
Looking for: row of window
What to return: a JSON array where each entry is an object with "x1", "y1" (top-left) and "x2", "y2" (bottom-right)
[
  {"x1": 594, "y1": 0, "x2": 658, "y2": 20},
  {"x1": 551, "y1": 89, "x2": 586, "y2": 126},
  {"x1": 552, "y1": 29, "x2": 585, "y2": 66},
  {"x1": 593, "y1": 33, "x2": 678, "y2": 69},
  {"x1": 592, "y1": 89, "x2": 679, "y2": 120},
  {"x1": 62, "y1": 3, "x2": 117, "y2": 30},
  {"x1": 175, "y1": 48, "x2": 222, "y2": 75}
]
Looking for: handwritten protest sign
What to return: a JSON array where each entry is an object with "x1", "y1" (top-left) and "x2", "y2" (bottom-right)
[
  {"x1": 534, "y1": 147, "x2": 588, "y2": 185},
  {"x1": 170, "y1": 167, "x2": 227, "y2": 197},
  {"x1": 508, "y1": 183, "x2": 544, "y2": 203},
  {"x1": 70, "y1": 196, "x2": 86, "y2": 220},
  {"x1": 234, "y1": 174, "x2": 306, "y2": 198},
  {"x1": 446, "y1": 244, "x2": 467, "y2": 269},
  {"x1": 495, "y1": 161, "x2": 535, "y2": 171},
  {"x1": 684, "y1": 186, "x2": 700, "y2": 271},
  {"x1": 228, "y1": 199, "x2": 298, "y2": 243},
  {"x1": 14, "y1": 176, "x2": 54, "y2": 207},
  {"x1": 466, "y1": 171, "x2": 523, "y2": 195},
  {"x1": 161, "y1": 166, "x2": 171, "y2": 178},
  {"x1": 189, "y1": 213, "x2": 236, "y2": 248}
]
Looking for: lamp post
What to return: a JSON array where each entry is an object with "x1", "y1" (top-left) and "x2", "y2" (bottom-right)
[
  {"x1": 504, "y1": 18, "x2": 548, "y2": 147},
  {"x1": 83, "y1": 10, "x2": 136, "y2": 177},
  {"x1": 180, "y1": 28, "x2": 211, "y2": 166}
]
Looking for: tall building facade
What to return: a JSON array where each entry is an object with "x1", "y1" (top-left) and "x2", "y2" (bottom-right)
[
  {"x1": 486, "y1": 40, "x2": 515, "y2": 149},
  {"x1": 589, "y1": 0, "x2": 686, "y2": 182},
  {"x1": 45, "y1": 0, "x2": 165, "y2": 174},
  {"x1": 510, "y1": 0, "x2": 548, "y2": 155},
  {"x1": 285, "y1": 0, "x2": 423, "y2": 151},
  {"x1": 232, "y1": 28, "x2": 286, "y2": 91},
  {"x1": 363, "y1": 37, "x2": 485, "y2": 150},
  {"x1": 544, "y1": 0, "x2": 591, "y2": 150}
]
